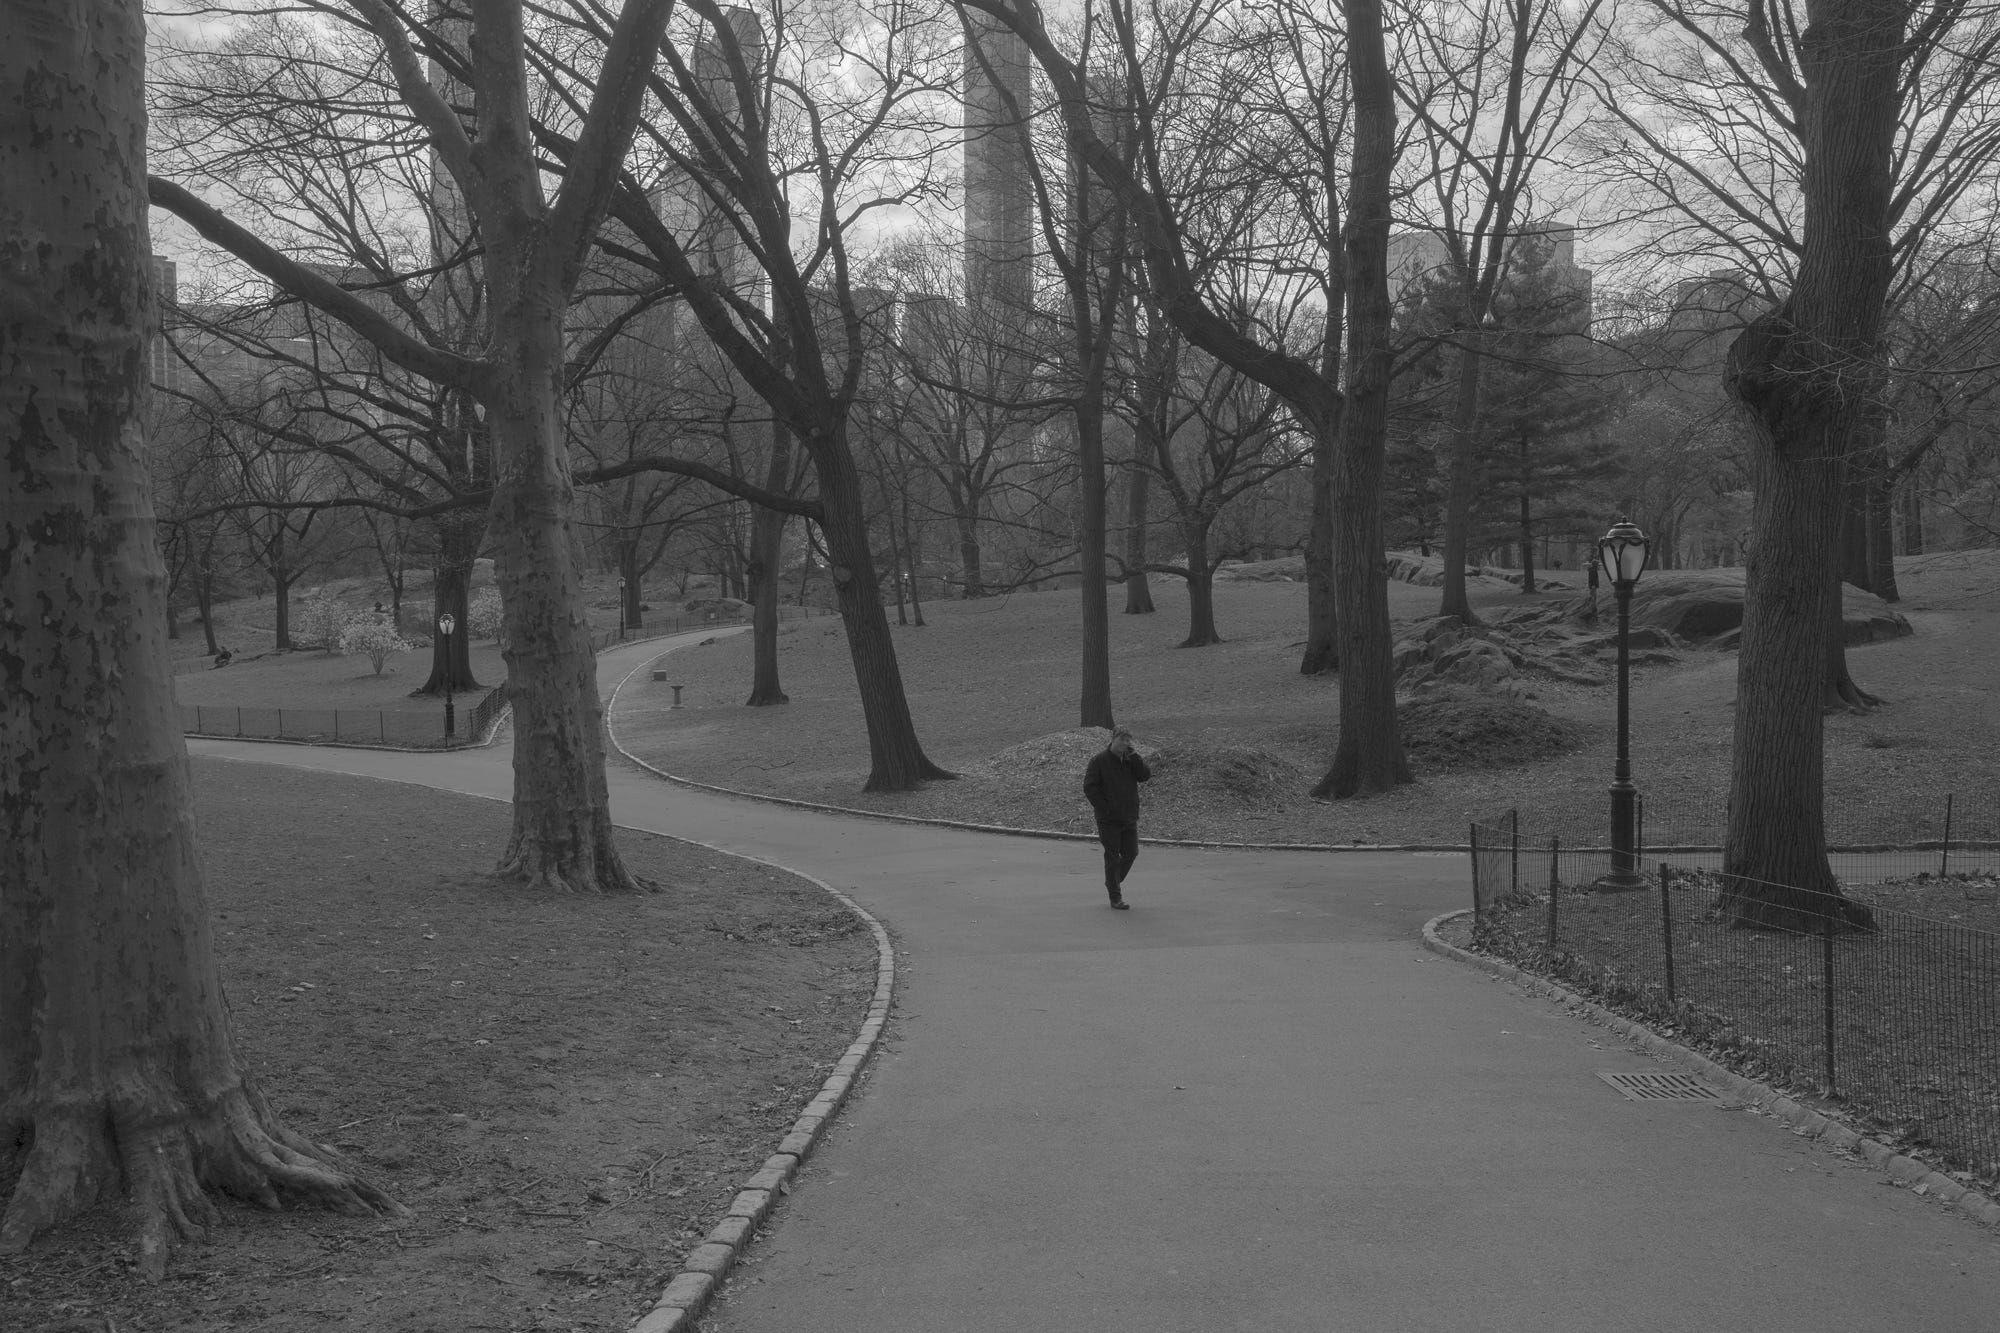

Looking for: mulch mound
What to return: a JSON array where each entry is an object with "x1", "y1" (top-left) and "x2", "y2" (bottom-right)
[{"x1": 1398, "y1": 689, "x2": 1584, "y2": 769}]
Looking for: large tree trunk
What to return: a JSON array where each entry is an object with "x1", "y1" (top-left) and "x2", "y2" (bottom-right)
[
  {"x1": 1298, "y1": 420, "x2": 1339, "y2": 672},
  {"x1": 1178, "y1": 517, "x2": 1222, "y2": 648},
  {"x1": 1899, "y1": 468, "x2": 1923, "y2": 554},
  {"x1": 1314, "y1": 0, "x2": 1413, "y2": 800},
  {"x1": 484, "y1": 289, "x2": 636, "y2": 894},
  {"x1": 619, "y1": 537, "x2": 643, "y2": 629},
  {"x1": 746, "y1": 501, "x2": 790, "y2": 702},
  {"x1": 810, "y1": 427, "x2": 955, "y2": 791},
  {"x1": 195, "y1": 558, "x2": 221, "y2": 656},
  {"x1": 1, "y1": 0, "x2": 399, "y2": 1268},
  {"x1": 901, "y1": 502, "x2": 927, "y2": 627},
  {"x1": 271, "y1": 556, "x2": 294, "y2": 651},
  {"x1": 954, "y1": 506, "x2": 987, "y2": 599},
  {"x1": 747, "y1": 395, "x2": 796, "y2": 704},
  {"x1": 419, "y1": 516, "x2": 484, "y2": 693},
  {"x1": 1078, "y1": 387, "x2": 1115, "y2": 725},
  {"x1": 1436, "y1": 327, "x2": 1485, "y2": 624},
  {"x1": 1123, "y1": 460, "x2": 1156, "y2": 614},
  {"x1": 1720, "y1": 0, "x2": 1903, "y2": 931}
]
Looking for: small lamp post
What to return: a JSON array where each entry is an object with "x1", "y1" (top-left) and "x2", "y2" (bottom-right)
[
  {"x1": 617, "y1": 577, "x2": 629, "y2": 634},
  {"x1": 437, "y1": 612, "x2": 457, "y2": 737},
  {"x1": 1596, "y1": 518, "x2": 1650, "y2": 890}
]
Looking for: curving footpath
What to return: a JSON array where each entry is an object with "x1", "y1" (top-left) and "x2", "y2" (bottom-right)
[{"x1": 190, "y1": 630, "x2": 2000, "y2": 1333}]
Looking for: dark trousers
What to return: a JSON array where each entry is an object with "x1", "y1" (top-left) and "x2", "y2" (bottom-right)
[{"x1": 1096, "y1": 819, "x2": 1139, "y2": 896}]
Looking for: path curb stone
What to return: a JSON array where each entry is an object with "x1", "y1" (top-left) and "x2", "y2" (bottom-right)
[
  {"x1": 620, "y1": 833, "x2": 898, "y2": 1332},
  {"x1": 1421, "y1": 908, "x2": 2000, "y2": 1229},
  {"x1": 604, "y1": 646, "x2": 1464, "y2": 853}
]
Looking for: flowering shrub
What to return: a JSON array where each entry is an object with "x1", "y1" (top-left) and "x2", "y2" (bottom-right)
[
  {"x1": 468, "y1": 588, "x2": 505, "y2": 643},
  {"x1": 295, "y1": 589, "x2": 348, "y2": 652},
  {"x1": 338, "y1": 618, "x2": 413, "y2": 675}
]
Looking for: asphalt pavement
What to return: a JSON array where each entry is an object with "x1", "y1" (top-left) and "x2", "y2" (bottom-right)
[{"x1": 188, "y1": 630, "x2": 2000, "y2": 1332}]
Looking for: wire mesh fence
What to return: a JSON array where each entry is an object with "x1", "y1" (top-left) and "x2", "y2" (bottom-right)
[
  {"x1": 179, "y1": 685, "x2": 507, "y2": 749},
  {"x1": 1508, "y1": 791, "x2": 2000, "y2": 886},
  {"x1": 1468, "y1": 810, "x2": 2000, "y2": 1184}
]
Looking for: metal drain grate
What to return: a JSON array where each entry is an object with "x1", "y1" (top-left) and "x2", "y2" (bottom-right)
[{"x1": 1596, "y1": 1071, "x2": 1725, "y2": 1103}]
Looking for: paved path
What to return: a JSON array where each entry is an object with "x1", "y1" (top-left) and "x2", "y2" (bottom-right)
[{"x1": 191, "y1": 632, "x2": 2000, "y2": 1332}]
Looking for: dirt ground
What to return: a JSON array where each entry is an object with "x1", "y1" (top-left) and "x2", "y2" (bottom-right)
[
  {"x1": 0, "y1": 760, "x2": 877, "y2": 1333},
  {"x1": 611, "y1": 551, "x2": 2000, "y2": 849}
]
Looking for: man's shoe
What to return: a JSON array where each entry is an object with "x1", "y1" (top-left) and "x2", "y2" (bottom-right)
[{"x1": 1111, "y1": 898, "x2": 1130, "y2": 910}]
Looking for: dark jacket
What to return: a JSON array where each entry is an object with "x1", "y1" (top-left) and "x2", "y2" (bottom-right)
[{"x1": 1084, "y1": 748, "x2": 1151, "y2": 825}]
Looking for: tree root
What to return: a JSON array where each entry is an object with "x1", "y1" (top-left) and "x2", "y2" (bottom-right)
[
  {"x1": 1720, "y1": 886, "x2": 1878, "y2": 934},
  {"x1": 495, "y1": 835, "x2": 643, "y2": 894},
  {"x1": 1, "y1": 1083, "x2": 404, "y2": 1278},
  {"x1": 1825, "y1": 675, "x2": 1884, "y2": 712}
]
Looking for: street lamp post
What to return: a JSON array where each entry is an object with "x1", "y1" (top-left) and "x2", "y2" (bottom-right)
[
  {"x1": 617, "y1": 577, "x2": 628, "y2": 635},
  {"x1": 437, "y1": 612, "x2": 457, "y2": 738},
  {"x1": 1597, "y1": 518, "x2": 1650, "y2": 891}
]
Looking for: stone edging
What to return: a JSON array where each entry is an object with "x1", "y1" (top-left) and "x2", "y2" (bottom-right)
[
  {"x1": 1420, "y1": 908, "x2": 2000, "y2": 1228},
  {"x1": 627, "y1": 856, "x2": 897, "y2": 1333},
  {"x1": 603, "y1": 648, "x2": 1464, "y2": 854}
]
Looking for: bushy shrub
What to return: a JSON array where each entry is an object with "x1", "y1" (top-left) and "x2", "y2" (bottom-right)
[
  {"x1": 338, "y1": 619, "x2": 413, "y2": 676},
  {"x1": 295, "y1": 589, "x2": 348, "y2": 652},
  {"x1": 468, "y1": 588, "x2": 504, "y2": 643}
]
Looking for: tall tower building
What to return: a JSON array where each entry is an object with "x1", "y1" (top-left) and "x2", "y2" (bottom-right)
[
  {"x1": 426, "y1": 7, "x2": 483, "y2": 355},
  {"x1": 962, "y1": 13, "x2": 1033, "y2": 320},
  {"x1": 148, "y1": 255, "x2": 180, "y2": 393}
]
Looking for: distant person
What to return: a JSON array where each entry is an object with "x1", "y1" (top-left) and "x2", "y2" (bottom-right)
[{"x1": 1084, "y1": 727, "x2": 1151, "y2": 910}]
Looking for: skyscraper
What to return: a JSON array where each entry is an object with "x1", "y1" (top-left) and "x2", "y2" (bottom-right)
[{"x1": 962, "y1": 12, "x2": 1033, "y2": 320}]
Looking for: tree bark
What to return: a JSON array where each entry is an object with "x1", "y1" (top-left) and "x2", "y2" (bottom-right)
[
  {"x1": 745, "y1": 501, "x2": 790, "y2": 702},
  {"x1": 1437, "y1": 327, "x2": 1485, "y2": 623},
  {"x1": 1720, "y1": 0, "x2": 1904, "y2": 930},
  {"x1": 955, "y1": 508, "x2": 987, "y2": 598},
  {"x1": 1518, "y1": 456, "x2": 1538, "y2": 595},
  {"x1": 1314, "y1": 0, "x2": 1413, "y2": 800},
  {"x1": 1123, "y1": 461, "x2": 1156, "y2": 614},
  {"x1": 1899, "y1": 468, "x2": 1923, "y2": 553},
  {"x1": 1178, "y1": 517, "x2": 1222, "y2": 648},
  {"x1": 419, "y1": 517, "x2": 483, "y2": 694},
  {"x1": 195, "y1": 561, "x2": 220, "y2": 656},
  {"x1": 1078, "y1": 385, "x2": 1115, "y2": 725},
  {"x1": 1298, "y1": 420, "x2": 1339, "y2": 672},
  {"x1": 810, "y1": 425, "x2": 955, "y2": 791},
  {"x1": 484, "y1": 275, "x2": 636, "y2": 893},
  {"x1": 271, "y1": 557, "x2": 295, "y2": 651},
  {"x1": 1, "y1": 0, "x2": 400, "y2": 1267}
]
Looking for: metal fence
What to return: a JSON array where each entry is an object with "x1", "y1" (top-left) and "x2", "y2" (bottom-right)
[
  {"x1": 1500, "y1": 791, "x2": 2000, "y2": 886},
  {"x1": 1469, "y1": 811, "x2": 2000, "y2": 1183},
  {"x1": 180, "y1": 685, "x2": 507, "y2": 749}
]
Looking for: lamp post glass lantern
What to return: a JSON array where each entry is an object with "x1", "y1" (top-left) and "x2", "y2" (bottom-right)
[
  {"x1": 1596, "y1": 519, "x2": 1649, "y2": 890},
  {"x1": 437, "y1": 613, "x2": 457, "y2": 737}
]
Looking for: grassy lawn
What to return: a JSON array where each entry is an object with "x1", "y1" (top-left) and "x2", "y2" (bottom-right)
[
  {"x1": 169, "y1": 567, "x2": 699, "y2": 716},
  {"x1": 173, "y1": 640, "x2": 512, "y2": 711},
  {"x1": 0, "y1": 759, "x2": 876, "y2": 1333},
  {"x1": 612, "y1": 551, "x2": 2000, "y2": 848},
  {"x1": 1458, "y1": 867, "x2": 2000, "y2": 1186}
]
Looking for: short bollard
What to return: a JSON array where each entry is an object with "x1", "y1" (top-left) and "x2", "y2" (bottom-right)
[{"x1": 670, "y1": 685, "x2": 685, "y2": 709}]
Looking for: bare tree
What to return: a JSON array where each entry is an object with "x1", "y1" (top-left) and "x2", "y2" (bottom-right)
[
  {"x1": 547, "y1": 0, "x2": 960, "y2": 789},
  {"x1": 960, "y1": 0, "x2": 1415, "y2": 797},
  {"x1": 1124, "y1": 282, "x2": 1311, "y2": 646},
  {"x1": 2, "y1": 0, "x2": 402, "y2": 1268},
  {"x1": 152, "y1": 0, "x2": 678, "y2": 891},
  {"x1": 1393, "y1": 0, "x2": 1609, "y2": 624},
  {"x1": 1591, "y1": 0, "x2": 2000, "y2": 921}
]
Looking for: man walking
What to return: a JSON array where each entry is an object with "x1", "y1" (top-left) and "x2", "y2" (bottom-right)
[{"x1": 1084, "y1": 727, "x2": 1151, "y2": 909}]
